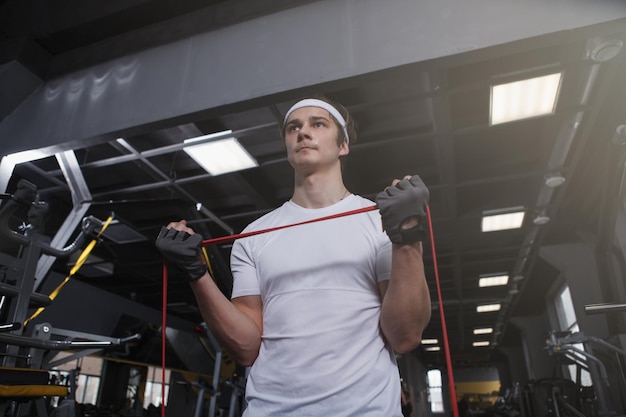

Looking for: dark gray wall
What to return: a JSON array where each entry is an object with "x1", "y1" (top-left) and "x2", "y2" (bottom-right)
[
  {"x1": 1, "y1": 0, "x2": 625, "y2": 158},
  {"x1": 31, "y1": 270, "x2": 194, "y2": 336}
]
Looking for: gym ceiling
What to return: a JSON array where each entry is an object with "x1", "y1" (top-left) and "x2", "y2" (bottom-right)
[{"x1": 1, "y1": 0, "x2": 626, "y2": 368}]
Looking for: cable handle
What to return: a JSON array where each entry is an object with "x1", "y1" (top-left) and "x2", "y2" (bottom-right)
[{"x1": 0, "y1": 185, "x2": 111, "y2": 257}]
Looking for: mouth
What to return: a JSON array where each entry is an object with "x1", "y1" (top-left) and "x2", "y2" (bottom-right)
[{"x1": 297, "y1": 145, "x2": 317, "y2": 152}]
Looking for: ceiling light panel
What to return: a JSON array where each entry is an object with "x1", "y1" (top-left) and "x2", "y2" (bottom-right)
[
  {"x1": 473, "y1": 341, "x2": 490, "y2": 347},
  {"x1": 473, "y1": 328, "x2": 494, "y2": 335},
  {"x1": 490, "y1": 72, "x2": 562, "y2": 125},
  {"x1": 482, "y1": 209, "x2": 525, "y2": 232},
  {"x1": 184, "y1": 134, "x2": 258, "y2": 176},
  {"x1": 477, "y1": 303, "x2": 501, "y2": 313},
  {"x1": 479, "y1": 274, "x2": 509, "y2": 287}
]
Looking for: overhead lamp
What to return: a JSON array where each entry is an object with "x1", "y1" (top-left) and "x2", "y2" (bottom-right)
[
  {"x1": 474, "y1": 328, "x2": 493, "y2": 335},
  {"x1": 612, "y1": 125, "x2": 626, "y2": 146},
  {"x1": 183, "y1": 131, "x2": 258, "y2": 176},
  {"x1": 533, "y1": 213, "x2": 550, "y2": 225},
  {"x1": 481, "y1": 207, "x2": 525, "y2": 232},
  {"x1": 490, "y1": 72, "x2": 562, "y2": 125},
  {"x1": 477, "y1": 303, "x2": 501, "y2": 313},
  {"x1": 425, "y1": 346, "x2": 441, "y2": 352},
  {"x1": 421, "y1": 338, "x2": 439, "y2": 345},
  {"x1": 586, "y1": 37, "x2": 623, "y2": 63},
  {"x1": 545, "y1": 174, "x2": 566, "y2": 188},
  {"x1": 479, "y1": 273, "x2": 509, "y2": 287},
  {"x1": 473, "y1": 341, "x2": 490, "y2": 347}
]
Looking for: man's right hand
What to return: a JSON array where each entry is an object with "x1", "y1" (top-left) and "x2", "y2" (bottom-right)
[{"x1": 155, "y1": 220, "x2": 207, "y2": 281}]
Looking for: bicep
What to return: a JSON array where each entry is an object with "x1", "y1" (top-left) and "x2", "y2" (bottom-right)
[
  {"x1": 232, "y1": 295, "x2": 263, "y2": 335},
  {"x1": 378, "y1": 279, "x2": 389, "y2": 302}
]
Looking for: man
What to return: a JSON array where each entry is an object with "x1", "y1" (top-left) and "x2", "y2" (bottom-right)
[{"x1": 156, "y1": 96, "x2": 431, "y2": 416}]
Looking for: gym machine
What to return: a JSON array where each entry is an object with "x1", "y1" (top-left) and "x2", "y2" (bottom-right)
[
  {"x1": 522, "y1": 303, "x2": 626, "y2": 417},
  {"x1": 170, "y1": 322, "x2": 246, "y2": 417},
  {"x1": 0, "y1": 179, "x2": 140, "y2": 416}
]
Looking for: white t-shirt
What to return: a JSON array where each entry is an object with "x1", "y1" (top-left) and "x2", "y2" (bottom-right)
[{"x1": 231, "y1": 194, "x2": 402, "y2": 417}]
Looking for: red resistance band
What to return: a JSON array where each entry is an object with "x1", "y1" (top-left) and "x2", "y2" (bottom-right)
[
  {"x1": 200, "y1": 205, "x2": 377, "y2": 246},
  {"x1": 162, "y1": 204, "x2": 459, "y2": 417},
  {"x1": 426, "y1": 206, "x2": 459, "y2": 417}
]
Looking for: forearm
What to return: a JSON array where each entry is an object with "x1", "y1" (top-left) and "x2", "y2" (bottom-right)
[
  {"x1": 380, "y1": 243, "x2": 432, "y2": 353},
  {"x1": 189, "y1": 273, "x2": 262, "y2": 366}
]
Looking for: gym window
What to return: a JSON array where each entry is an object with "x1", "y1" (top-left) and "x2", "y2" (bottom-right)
[
  {"x1": 427, "y1": 369, "x2": 445, "y2": 412},
  {"x1": 49, "y1": 353, "x2": 102, "y2": 403},
  {"x1": 143, "y1": 366, "x2": 170, "y2": 407},
  {"x1": 553, "y1": 285, "x2": 592, "y2": 386}
]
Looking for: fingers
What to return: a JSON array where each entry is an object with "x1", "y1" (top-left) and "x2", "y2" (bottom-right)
[
  {"x1": 156, "y1": 221, "x2": 203, "y2": 255},
  {"x1": 384, "y1": 175, "x2": 418, "y2": 195},
  {"x1": 390, "y1": 175, "x2": 412, "y2": 188},
  {"x1": 157, "y1": 220, "x2": 197, "y2": 244},
  {"x1": 165, "y1": 219, "x2": 195, "y2": 235}
]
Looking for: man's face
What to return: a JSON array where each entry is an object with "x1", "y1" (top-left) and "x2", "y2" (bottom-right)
[{"x1": 283, "y1": 106, "x2": 349, "y2": 172}]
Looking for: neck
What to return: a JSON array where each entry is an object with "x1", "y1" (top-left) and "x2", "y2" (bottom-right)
[{"x1": 291, "y1": 169, "x2": 349, "y2": 209}]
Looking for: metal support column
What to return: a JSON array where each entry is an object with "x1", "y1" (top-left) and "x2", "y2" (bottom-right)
[{"x1": 34, "y1": 151, "x2": 92, "y2": 290}]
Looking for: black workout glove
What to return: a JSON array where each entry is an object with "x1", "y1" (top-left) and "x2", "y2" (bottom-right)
[
  {"x1": 155, "y1": 227, "x2": 207, "y2": 281},
  {"x1": 376, "y1": 175, "x2": 429, "y2": 245}
]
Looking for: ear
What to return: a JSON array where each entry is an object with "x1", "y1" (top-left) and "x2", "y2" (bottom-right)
[{"x1": 338, "y1": 140, "x2": 349, "y2": 156}]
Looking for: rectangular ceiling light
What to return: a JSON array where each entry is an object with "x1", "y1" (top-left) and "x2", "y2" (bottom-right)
[
  {"x1": 479, "y1": 274, "x2": 509, "y2": 287},
  {"x1": 473, "y1": 327, "x2": 494, "y2": 335},
  {"x1": 477, "y1": 303, "x2": 501, "y2": 313},
  {"x1": 425, "y1": 346, "x2": 441, "y2": 352},
  {"x1": 184, "y1": 132, "x2": 258, "y2": 176},
  {"x1": 490, "y1": 72, "x2": 562, "y2": 125},
  {"x1": 481, "y1": 208, "x2": 525, "y2": 232},
  {"x1": 421, "y1": 338, "x2": 439, "y2": 345},
  {"x1": 473, "y1": 341, "x2": 490, "y2": 347}
]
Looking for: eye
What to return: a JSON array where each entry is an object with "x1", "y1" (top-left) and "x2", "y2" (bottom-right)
[
  {"x1": 287, "y1": 125, "x2": 300, "y2": 133},
  {"x1": 314, "y1": 121, "x2": 325, "y2": 128}
]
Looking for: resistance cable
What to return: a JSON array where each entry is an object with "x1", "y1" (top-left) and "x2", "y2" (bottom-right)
[
  {"x1": 426, "y1": 205, "x2": 459, "y2": 417},
  {"x1": 24, "y1": 214, "x2": 114, "y2": 326}
]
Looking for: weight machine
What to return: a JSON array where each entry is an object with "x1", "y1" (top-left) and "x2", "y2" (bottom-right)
[
  {"x1": 170, "y1": 322, "x2": 246, "y2": 417},
  {"x1": 0, "y1": 179, "x2": 140, "y2": 417},
  {"x1": 523, "y1": 303, "x2": 626, "y2": 417}
]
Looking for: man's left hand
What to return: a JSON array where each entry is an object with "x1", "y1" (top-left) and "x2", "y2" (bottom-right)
[{"x1": 376, "y1": 175, "x2": 429, "y2": 244}]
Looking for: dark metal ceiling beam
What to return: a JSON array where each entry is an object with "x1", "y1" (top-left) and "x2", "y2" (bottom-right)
[{"x1": 113, "y1": 138, "x2": 233, "y2": 234}]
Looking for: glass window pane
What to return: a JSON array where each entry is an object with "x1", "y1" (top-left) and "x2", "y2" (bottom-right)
[
  {"x1": 427, "y1": 369, "x2": 442, "y2": 386},
  {"x1": 427, "y1": 369, "x2": 444, "y2": 412},
  {"x1": 76, "y1": 374, "x2": 87, "y2": 403},
  {"x1": 430, "y1": 387, "x2": 444, "y2": 412},
  {"x1": 83, "y1": 376, "x2": 100, "y2": 404},
  {"x1": 81, "y1": 356, "x2": 103, "y2": 376},
  {"x1": 144, "y1": 366, "x2": 170, "y2": 407},
  {"x1": 559, "y1": 287, "x2": 577, "y2": 329},
  {"x1": 554, "y1": 286, "x2": 591, "y2": 386}
]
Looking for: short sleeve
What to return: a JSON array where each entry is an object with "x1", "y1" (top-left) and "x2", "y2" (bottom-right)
[
  {"x1": 375, "y1": 234, "x2": 393, "y2": 283},
  {"x1": 230, "y1": 239, "x2": 261, "y2": 299}
]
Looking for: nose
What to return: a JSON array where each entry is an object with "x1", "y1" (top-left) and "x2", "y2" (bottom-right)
[{"x1": 297, "y1": 124, "x2": 312, "y2": 141}]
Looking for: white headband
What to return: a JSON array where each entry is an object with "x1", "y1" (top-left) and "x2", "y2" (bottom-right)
[{"x1": 283, "y1": 99, "x2": 350, "y2": 144}]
